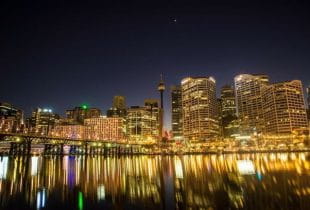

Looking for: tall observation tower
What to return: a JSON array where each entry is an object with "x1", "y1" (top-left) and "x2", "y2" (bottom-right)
[{"x1": 157, "y1": 74, "x2": 165, "y2": 141}]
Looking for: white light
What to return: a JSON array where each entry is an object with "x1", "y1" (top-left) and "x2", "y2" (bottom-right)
[
  {"x1": 181, "y1": 77, "x2": 191, "y2": 85},
  {"x1": 209, "y1": 76, "x2": 216, "y2": 83},
  {"x1": 237, "y1": 160, "x2": 255, "y2": 175},
  {"x1": 97, "y1": 185, "x2": 105, "y2": 201},
  {"x1": 31, "y1": 156, "x2": 39, "y2": 176},
  {"x1": 175, "y1": 158, "x2": 183, "y2": 179},
  {"x1": 36, "y1": 192, "x2": 41, "y2": 210},
  {"x1": 235, "y1": 135, "x2": 251, "y2": 140},
  {"x1": 0, "y1": 157, "x2": 9, "y2": 179},
  {"x1": 36, "y1": 189, "x2": 46, "y2": 210}
]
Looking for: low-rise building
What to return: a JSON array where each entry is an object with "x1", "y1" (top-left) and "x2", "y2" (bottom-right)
[
  {"x1": 52, "y1": 124, "x2": 85, "y2": 139},
  {"x1": 84, "y1": 116, "x2": 125, "y2": 141}
]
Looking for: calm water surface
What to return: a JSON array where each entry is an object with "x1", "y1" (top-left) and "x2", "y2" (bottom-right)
[{"x1": 0, "y1": 153, "x2": 309, "y2": 210}]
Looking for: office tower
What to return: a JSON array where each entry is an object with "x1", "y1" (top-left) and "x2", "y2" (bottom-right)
[
  {"x1": 107, "y1": 95, "x2": 127, "y2": 118},
  {"x1": 220, "y1": 85, "x2": 236, "y2": 117},
  {"x1": 84, "y1": 116, "x2": 125, "y2": 141},
  {"x1": 52, "y1": 124, "x2": 85, "y2": 139},
  {"x1": 307, "y1": 86, "x2": 310, "y2": 120},
  {"x1": 262, "y1": 80, "x2": 308, "y2": 135},
  {"x1": 113, "y1": 95, "x2": 126, "y2": 109},
  {"x1": 126, "y1": 106, "x2": 159, "y2": 142},
  {"x1": 234, "y1": 74, "x2": 269, "y2": 135},
  {"x1": 144, "y1": 99, "x2": 160, "y2": 139},
  {"x1": 217, "y1": 98, "x2": 224, "y2": 137},
  {"x1": 181, "y1": 77, "x2": 219, "y2": 141},
  {"x1": 220, "y1": 85, "x2": 237, "y2": 138},
  {"x1": 66, "y1": 105, "x2": 101, "y2": 124},
  {"x1": 0, "y1": 102, "x2": 24, "y2": 133},
  {"x1": 171, "y1": 85, "x2": 183, "y2": 140},
  {"x1": 157, "y1": 74, "x2": 165, "y2": 141},
  {"x1": 30, "y1": 108, "x2": 59, "y2": 135}
]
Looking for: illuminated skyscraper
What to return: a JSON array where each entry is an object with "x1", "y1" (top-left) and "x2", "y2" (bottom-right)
[
  {"x1": 0, "y1": 102, "x2": 24, "y2": 133},
  {"x1": 30, "y1": 108, "x2": 59, "y2": 135},
  {"x1": 262, "y1": 80, "x2": 308, "y2": 135},
  {"x1": 157, "y1": 74, "x2": 165, "y2": 141},
  {"x1": 107, "y1": 95, "x2": 126, "y2": 118},
  {"x1": 126, "y1": 105, "x2": 159, "y2": 142},
  {"x1": 144, "y1": 99, "x2": 160, "y2": 138},
  {"x1": 234, "y1": 74, "x2": 269, "y2": 134},
  {"x1": 220, "y1": 85, "x2": 236, "y2": 117},
  {"x1": 171, "y1": 85, "x2": 183, "y2": 140},
  {"x1": 220, "y1": 85, "x2": 237, "y2": 138},
  {"x1": 112, "y1": 95, "x2": 126, "y2": 109},
  {"x1": 307, "y1": 86, "x2": 310, "y2": 120},
  {"x1": 307, "y1": 86, "x2": 310, "y2": 108},
  {"x1": 181, "y1": 77, "x2": 219, "y2": 141},
  {"x1": 66, "y1": 105, "x2": 101, "y2": 124}
]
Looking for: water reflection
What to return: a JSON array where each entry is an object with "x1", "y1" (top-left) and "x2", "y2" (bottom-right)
[{"x1": 0, "y1": 153, "x2": 309, "y2": 209}]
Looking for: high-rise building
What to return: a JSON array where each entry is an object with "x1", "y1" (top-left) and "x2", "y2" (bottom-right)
[
  {"x1": 220, "y1": 85, "x2": 237, "y2": 138},
  {"x1": 0, "y1": 102, "x2": 24, "y2": 133},
  {"x1": 307, "y1": 86, "x2": 310, "y2": 106},
  {"x1": 307, "y1": 86, "x2": 310, "y2": 120},
  {"x1": 171, "y1": 85, "x2": 183, "y2": 140},
  {"x1": 126, "y1": 105, "x2": 159, "y2": 142},
  {"x1": 262, "y1": 80, "x2": 308, "y2": 135},
  {"x1": 66, "y1": 105, "x2": 101, "y2": 124},
  {"x1": 157, "y1": 74, "x2": 165, "y2": 140},
  {"x1": 220, "y1": 85, "x2": 236, "y2": 117},
  {"x1": 84, "y1": 116, "x2": 125, "y2": 141},
  {"x1": 144, "y1": 99, "x2": 160, "y2": 138},
  {"x1": 112, "y1": 95, "x2": 126, "y2": 110},
  {"x1": 181, "y1": 77, "x2": 219, "y2": 141},
  {"x1": 234, "y1": 74, "x2": 269, "y2": 135},
  {"x1": 30, "y1": 108, "x2": 60, "y2": 135},
  {"x1": 107, "y1": 95, "x2": 127, "y2": 118},
  {"x1": 217, "y1": 98, "x2": 224, "y2": 138}
]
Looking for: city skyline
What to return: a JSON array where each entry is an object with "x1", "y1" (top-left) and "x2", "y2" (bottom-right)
[
  {"x1": 0, "y1": 72, "x2": 309, "y2": 131},
  {"x1": 1, "y1": 2, "x2": 310, "y2": 210},
  {"x1": 1, "y1": 1, "x2": 310, "y2": 130}
]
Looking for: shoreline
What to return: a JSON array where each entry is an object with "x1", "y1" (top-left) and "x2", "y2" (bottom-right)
[{"x1": 0, "y1": 148, "x2": 309, "y2": 156}]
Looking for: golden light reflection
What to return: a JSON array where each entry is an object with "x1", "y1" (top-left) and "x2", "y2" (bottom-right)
[{"x1": 0, "y1": 152, "x2": 309, "y2": 209}]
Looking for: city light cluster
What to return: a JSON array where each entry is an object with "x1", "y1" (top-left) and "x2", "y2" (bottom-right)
[{"x1": 0, "y1": 74, "x2": 309, "y2": 148}]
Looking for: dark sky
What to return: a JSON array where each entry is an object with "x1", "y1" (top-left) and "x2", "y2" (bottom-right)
[{"x1": 1, "y1": 1, "x2": 310, "y2": 129}]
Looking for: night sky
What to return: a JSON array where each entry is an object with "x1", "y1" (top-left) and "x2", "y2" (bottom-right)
[{"x1": 1, "y1": 1, "x2": 310, "y2": 129}]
